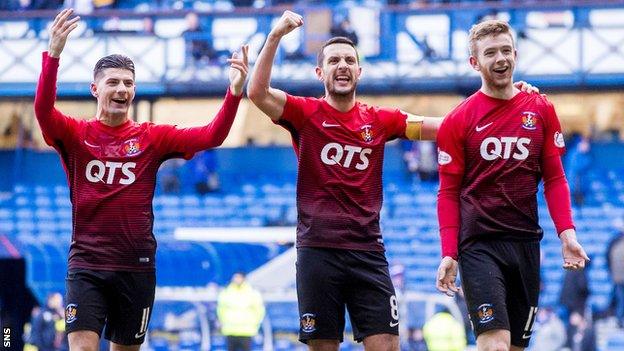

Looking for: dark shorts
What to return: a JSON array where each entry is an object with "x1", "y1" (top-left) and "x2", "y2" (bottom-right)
[
  {"x1": 65, "y1": 268, "x2": 156, "y2": 345},
  {"x1": 296, "y1": 247, "x2": 399, "y2": 343},
  {"x1": 459, "y1": 240, "x2": 540, "y2": 348}
]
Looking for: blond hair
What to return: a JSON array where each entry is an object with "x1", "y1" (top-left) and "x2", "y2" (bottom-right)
[{"x1": 468, "y1": 20, "x2": 514, "y2": 56}]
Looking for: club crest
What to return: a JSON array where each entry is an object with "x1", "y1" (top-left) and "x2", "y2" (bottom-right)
[
  {"x1": 360, "y1": 125, "x2": 374, "y2": 143},
  {"x1": 123, "y1": 138, "x2": 142, "y2": 156},
  {"x1": 521, "y1": 112, "x2": 537, "y2": 130}
]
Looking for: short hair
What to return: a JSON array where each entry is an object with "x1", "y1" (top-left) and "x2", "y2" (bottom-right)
[
  {"x1": 93, "y1": 54, "x2": 135, "y2": 80},
  {"x1": 316, "y1": 36, "x2": 359, "y2": 67},
  {"x1": 468, "y1": 20, "x2": 514, "y2": 57}
]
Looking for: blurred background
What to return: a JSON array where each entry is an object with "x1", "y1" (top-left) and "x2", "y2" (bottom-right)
[{"x1": 1, "y1": 0, "x2": 624, "y2": 350}]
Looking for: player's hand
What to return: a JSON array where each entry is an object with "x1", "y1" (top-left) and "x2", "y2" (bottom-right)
[
  {"x1": 48, "y1": 8, "x2": 80, "y2": 58},
  {"x1": 228, "y1": 45, "x2": 249, "y2": 96},
  {"x1": 269, "y1": 10, "x2": 304, "y2": 39},
  {"x1": 560, "y1": 229, "x2": 590, "y2": 270},
  {"x1": 436, "y1": 256, "x2": 459, "y2": 297},
  {"x1": 514, "y1": 80, "x2": 539, "y2": 94}
]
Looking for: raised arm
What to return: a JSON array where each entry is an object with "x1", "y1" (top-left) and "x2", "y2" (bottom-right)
[
  {"x1": 247, "y1": 11, "x2": 303, "y2": 121},
  {"x1": 34, "y1": 9, "x2": 80, "y2": 145},
  {"x1": 155, "y1": 46, "x2": 249, "y2": 156}
]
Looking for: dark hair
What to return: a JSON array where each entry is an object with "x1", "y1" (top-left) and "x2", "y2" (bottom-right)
[
  {"x1": 316, "y1": 36, "x2": 359, "y2": 67},
  {"x1": 93, "y1": 54, "x2": 135, "y2": 80}
]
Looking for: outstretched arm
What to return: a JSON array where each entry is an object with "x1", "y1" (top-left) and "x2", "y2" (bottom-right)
[
  {"x1": 34, "y1": 9, "x2": 80, "y2": 145},
  {"x1": 155, "y1": 46, "x2": 249, "y2": 156},
  {"x1": 247, "y1": 11, "x2": 303, "y2": 121}
]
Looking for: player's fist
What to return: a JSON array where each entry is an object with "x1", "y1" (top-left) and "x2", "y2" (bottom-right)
[
  {"x1": 48, "y1": 8, "x2": 80, "y2": 58},
  {"x1": 436, "y1": 256, "x2": 459, "y2": 297},
  {"x1": 269, "y1": 10, "x2": 304, "y2": 39}
]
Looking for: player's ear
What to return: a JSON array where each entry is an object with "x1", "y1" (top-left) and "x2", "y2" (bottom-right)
[
  {"x1": 315, "y1": 66, "x2": 323, "y2": 81},
  {"x1": 469, "y1": 56, "x2": 480, "y2": 72},
  {"x1": 90, "y1": 82, "x2": 98, "y2": 98}
]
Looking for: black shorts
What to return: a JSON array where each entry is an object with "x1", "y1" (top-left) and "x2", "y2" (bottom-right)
[
  {"x1": 296, "y1": 247, "x2": 399, "y2": 343},
  {"x1": 459, "y1": 240, "x2": 540, "y2": 348},
  {"x1": 65, "y1": 269, "x2": 156, "y2": 345}
]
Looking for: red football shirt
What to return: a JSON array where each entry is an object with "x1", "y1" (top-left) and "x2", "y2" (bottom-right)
[
  {"x1": 278, "y1": 94, "x2": 407, "y2": 251},
  {"x1": 437, "y1": 91, "x2": 565, "y2": 248},
  {"x1": 35, "y1": 52, "x2": 241, "y2": 271}
]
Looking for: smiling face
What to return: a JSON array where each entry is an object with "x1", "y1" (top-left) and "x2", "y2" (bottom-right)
[
  {"x1": 470, "y1": 33, "x2": 516, "y2": 90},
  {"x1": 91, "y1": 68, "x2": 135, "y2": 119},
  {"x1": 468, "y1": 20, "x2": 517, "y2": 93},
  {"x1": 316, "y1": 41, "x2": 361, "y2": 99}
]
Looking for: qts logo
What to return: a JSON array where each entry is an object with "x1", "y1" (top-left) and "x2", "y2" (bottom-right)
[
  {"x1": 85, "y1": 160, "x2": 136, "y2": 185},
  {"x1": 480, "y1": 137, "x2": 531, "y2": 161},
  {"x1": 320, "y1": 143, "x2": 372, "y2": 170}
]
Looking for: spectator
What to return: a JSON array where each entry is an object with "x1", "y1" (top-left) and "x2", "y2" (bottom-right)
[
  {"x1": 404, "y1": 327, "x2": 428, "y2": 351},
  {"x1": 192, "y1": 149, "x2": 220, "y2": 194},
  {"x1": 141, "y1": 17, "x2": 155, "y2": 35},
  {"x1": 3, "y1": 0, "x2": 62, "y2": 10},
  {"x1": 17, "y1": 0, "x2": 34, "y2": 10},
  {"x1": 528, "y1": 307, "x2": 566, "y2": 351},
  {"x1": 330, "y1": 17, "x2": 358, "y2": 46},
  {"x1": 183, "y1": 12, "x2": 217, "y2": 65},
  {"x1": 159, "y1": 159, "x2": 183, "y2": 194},
  {"x1": 402, "y1": 140, "x2": 438, "y2": 182},
  {"x1": 559, "y1": 259, "x2": 591, "y2": 348},
  {"x1": 231, "y1": 0, "x2": 254, "y2": 6},
  {"x1": 568, "y1": 311, "x2": 596, "y2": 351},
  {"x1": 607, "y1": 226, "x2": 624, "y2": 327},
  {"x1": 63, "y1": 0, "x2": 93, "y2": 14},
  {"x1": 422, "y1": 308, "x2": 466, "y2": 351},
  {"x1": 27, "y1": 292, "x2": 66, "y2": 351},
  {"x1": 93, "y1": 0, "x2": 115, "y2": 10},
  {"x1": 560, "y1": 259, "x2": 590, "y2": 317},
  {"x1": 217, "y1": 272, "x2": 265, "y2": 351},
  {"x1": 565, "y1": 135, "x2": 592, "y2": 207}
]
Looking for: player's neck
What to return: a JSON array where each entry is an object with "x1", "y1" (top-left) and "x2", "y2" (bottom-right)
[
  {"x1": 97, "y1": 112, "x2": 129, "y2": 127},
  {"x1": 480, "y1": 84, "x2": 518, "y2": 100},
  {"x1": 324, "y1": 93, "x2": 356, "y2": 113}
]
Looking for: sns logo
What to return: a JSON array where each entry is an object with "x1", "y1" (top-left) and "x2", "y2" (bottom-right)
[
  {"x1": 480, "y1": 137, "x2": 531, "y2": 161},
  {"x1": 86, "y1": 160, "x2": 136, "y2": 185},
  {"x1": 321, "y1": 143, "x2": 372, "y2": 170}
]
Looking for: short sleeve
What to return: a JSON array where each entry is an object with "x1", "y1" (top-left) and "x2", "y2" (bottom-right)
[
  {"x1": 541, "y1": 98, "x2": 566, "y2": 158},
  {"x1": 378, "y1": 108, "x2": 408, "y2": 140},
  {"x1": 276, "y1": 94, "x2": 314, "y2": 131},
  {"x1": 436, "y1": 110, "x2": 466, "y2": 175}
]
